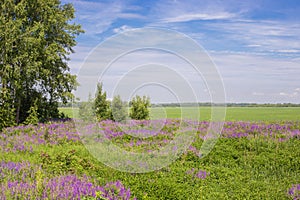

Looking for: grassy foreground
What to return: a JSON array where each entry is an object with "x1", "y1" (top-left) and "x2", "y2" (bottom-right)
[{"x1": 0, "y1": 119, "x2": 299, "y2": 199}]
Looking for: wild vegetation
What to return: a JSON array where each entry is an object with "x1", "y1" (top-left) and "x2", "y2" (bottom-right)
[{"x1": 0, "y1": 119, "x2": 299, "y2": 199}]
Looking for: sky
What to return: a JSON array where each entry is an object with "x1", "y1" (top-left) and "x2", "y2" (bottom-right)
[{"x1": 61, "y1": 0, "x2": 300, "y2": 103}]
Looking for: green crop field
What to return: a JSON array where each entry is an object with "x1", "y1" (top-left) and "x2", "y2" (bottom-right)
[
  {"x1": 156, "y1": 107, "x2": 300, "y2": 121},
  {"x1": 60, "y1": 107, "x2": 300, "y2": 121}
]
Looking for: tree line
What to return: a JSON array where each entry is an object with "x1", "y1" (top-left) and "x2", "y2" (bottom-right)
[{"x1": 152, "y1": 102, "x2": 300, "y2": 107}]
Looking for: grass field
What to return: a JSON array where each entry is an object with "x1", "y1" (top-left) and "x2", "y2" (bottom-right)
[
  {"x1": 59, "y1": 106, "x2": 300, "y2": 121},
  {"x1": 1, "y1": 107, "x2": 299, "y2": 199},
  {"x1": 1, "y1": 119, "x2": 299, "y2": 199}
]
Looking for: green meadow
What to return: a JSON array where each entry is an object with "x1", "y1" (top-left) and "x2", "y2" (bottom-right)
[
  {"x1": 2, "y1": 116, "x2": 300, "y2": 199},
  {"x1": 0, "y1": 107, "x2": 299, "y2": 199},
  {"x1": 60, "y1": 106, "x2": 300, "y2": 121}
]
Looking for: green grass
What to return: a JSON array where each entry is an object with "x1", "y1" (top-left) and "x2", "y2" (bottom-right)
[
  {"x1": 222, "y1": 107, "x2": 300, "y2": 121},
  {"x1": 59, "y1": 107, "x2": 79, "y2": 118},
  {"x1": 1, "y1": 116, "x2": 300, "y2": 199},
  {"x1": 60, "y1": 107, "x2": 300, "y2": 121},
  {"x1": 1, "y1": 131, "x2": 299, "y2": 199}
]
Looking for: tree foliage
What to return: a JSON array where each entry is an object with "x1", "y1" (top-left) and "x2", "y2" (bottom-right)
[
  {"x1": 129, "y1": 95, "x2": 150, "y2": 120},
  {"x1": 94, "y1": 83, "x2": 112, "y2": 121},
  {"x1": 78, "y1": 93, "x2": 95, "y2": 122},
  {"x1": 24, "y1": 100, "x2": 39, "y2": 125},
  {"x1": 0, "y1": 88, "x2": 16, "y2": 130},
  {"x1": 0, "y1": 0, "x2": 83, "y2": 129},
  {"x1": 111, "y1": 95, "x2": 127, "y2": 122}
]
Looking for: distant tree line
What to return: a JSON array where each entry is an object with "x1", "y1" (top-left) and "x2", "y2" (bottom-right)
[{"x1": 151, "y1": 102, "x2": 300, "y2": 107}]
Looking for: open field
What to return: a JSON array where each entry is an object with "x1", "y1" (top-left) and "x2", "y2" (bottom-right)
[
  {"x1": 1, "y1": 107, "x2": 299, "y2": 199},
  {"x1": 60, "y1": 107, "x2": 300, "y2": 121},
  {"x1": 0, "y1": 119, "x2": 299, "y2": 199}
]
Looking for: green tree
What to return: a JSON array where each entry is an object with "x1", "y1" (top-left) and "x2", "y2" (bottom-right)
[
  {"x1": 24, "y1": 100, "x2": 39, "y2": 125},
  {"x1": 0, "y1": 0, "x2": 83, "y2": 127},
  {"x1": 129, "y1": 95, "x2": 150, "y2": 120},
  {"x1": 111, "y1": 95, "x2": 127, "y2": 122},
  {"x1": 79, "y1": 93, "x2": 95, "y2": 122},
  {"x1": 0, "y1": 88, "x2": 16, "y2": 130},
  {"x1": 94, "y1": 83, "x2": 112, "y2": 121}
]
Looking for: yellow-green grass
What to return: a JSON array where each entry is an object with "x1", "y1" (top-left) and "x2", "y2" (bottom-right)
[
  {"x1": 151, "y1": 107, "x2": 300, "y2": 121},
  {"x1": 59, "y1": 107, "x2": 79, "y2": 118},
  {"x1": 59, "y1": 107, "x2": 300, "y2": 121}
]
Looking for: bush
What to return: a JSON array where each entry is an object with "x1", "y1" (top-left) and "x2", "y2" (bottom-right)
[
  {"x1": 129, "y1": 95, "x2": 150, "y2": 120},
  {"x1": 24, "y1": 100, "x2": 39, "y2": 125},
  {"x1": 79, "y1": 93, "x2": 95, "y2": 122},
  {"x1": 111, "y1": 95, "x2": 127, "y2": 122},
  {"x1": 94, "y1": 83, "x2": 112, "y2": 121}
]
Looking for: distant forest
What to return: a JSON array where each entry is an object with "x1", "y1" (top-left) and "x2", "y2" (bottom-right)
[{"x1": 152, "y1": 102, "x2": 300, "y2": 107}]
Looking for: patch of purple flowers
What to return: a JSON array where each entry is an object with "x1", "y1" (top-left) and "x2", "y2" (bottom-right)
[
  {"x1": 2, "y1": 120, "x2": 299, "y2": 154},
  {"x1": 0, "y1": 161, "x2": 136, "y2": 200},
  {"x1": 186, "y1": 168, "x2": 209, "y2": 180},
  {"x1": 0, "y1": 122, "x2": 80, "y2": 152},
  {"x1": 288, "y1": 184, "x2": 300, "y2": 200}
]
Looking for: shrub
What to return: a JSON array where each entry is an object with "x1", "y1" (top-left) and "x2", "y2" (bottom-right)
[
  {"x1": 111, "y1": 95, "x2": 127, "y2": 122},
  {"x1": 24, "y1": 100, "x2": 39, "y2": 125},
  {"x1": 129, "y1": 95, "x2": 150, "y2": 120},
  {"x1": 79, "y1": 93, "x2": 95, "y2": 122},
  {"x1": 94, "y1": 83, "x2": 112, "y2": 121}
]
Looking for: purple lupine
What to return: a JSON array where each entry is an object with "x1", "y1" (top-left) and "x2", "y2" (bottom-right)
[
  {"x1": 0, "y1": 121, "x2": 81, "y2": 153},
  {"x1": 186, "y1": 168, "x2": 209, "y2": 180},
  {"x1": 195, "y1": 170, "x2": 209, "y2": 179},
  {"x1": 288, "y1": 184, "x2": 300, "y2": 200},
  {"x1": 0, "y1": 164, "x2": 136, "y2": 199}
]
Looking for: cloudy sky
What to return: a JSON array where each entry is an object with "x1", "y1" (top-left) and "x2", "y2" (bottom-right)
[{"x1": 62, "y1": 0, "x2": 300, "y2": 103}]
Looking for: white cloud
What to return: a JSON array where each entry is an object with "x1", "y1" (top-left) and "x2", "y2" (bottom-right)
[
  {"x1": 68, "y1": 0, "x2": 143, "y2": 35},
  {"x1": 279, "y1": 91, "x2": 298, "y2": 97},
  {"x1": 209, "y1": 51, "x2": 300, "y2": 103},
  {"x1": 63, "y1": 0, "x2": 300, "y2": 103},
  {"x1": 279, "y1": 92, "x2": 288, "y2": 96},
  {"x1": 162, "y1": 12, "x2": 235, "y2": 23},
  {"x1": 276, "y1": 49, "x2": 300, "y2": 53},
  {"x1": 68, "y1": 45, "x2": 94, "y2": 74},
  {"x1": 206, "y1": 20, "x2": 300, "y2": 54},
  {"x1": 290, "y1": 92, "x2": 298, "y2": 97},
  {"x1": 147, "y1": 1, "x2": 300, "y2": 57},
  {"x1": 247, "y1": 44, "x2": 262, "y2": 48},
  {"x1": 211, "y1": 51, "x2": 300, "y2": 76},
  {"x1": 113, "y1": 25, "x2": 134, "y2": 33},
  {"x1": 150, "y1": 0, "x2": 242, "y2": 24},
  {"x1": 252, "y1": 92, "x2": 264, "y2": 96},
  {"x1": 68, "y1": 0, "x2": 300, "y2": 57}
]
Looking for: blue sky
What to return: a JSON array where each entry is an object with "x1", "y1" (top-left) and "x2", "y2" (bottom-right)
[{"x1": 62, "y1": 0, "x2": 300, "y2": 103}]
